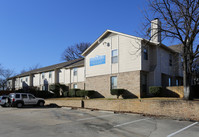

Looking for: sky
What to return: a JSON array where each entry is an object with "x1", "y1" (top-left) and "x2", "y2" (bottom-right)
[{"x1": 0, "y1": 0, "x2": 173, "y2": 74}]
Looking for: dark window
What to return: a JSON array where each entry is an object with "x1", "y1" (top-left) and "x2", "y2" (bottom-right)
[
  {"x1": 142, "y1": 74, "x2": 147, "y2": 92},
  {"x1": 111, "y1": 76, "x2": 117, "y2": 89},
  {"x1": 169, "y1": 77, "x2": 171, "y2": 86},
  {"x1": 49, "y1": 71, "x2": 52, "y2": 78},
  {"x1": 169, "y1": 54, "x2": 172, "y2": 66},
  {"x1": 143, "y1": 48, "x2": 148, "y2": 60},
  {"x1": 111, "y1": 49, "x2": 118, "y2": 64},
  {"x1": 16, "y1": 94, "x2": 20, "y2": 98},
  {"x1": 42, "y1": 73, "x2": 45, "y2": 79},
  {"x1": 22, "y1": 94, "x2": 27, "y2": 99},
  {"x1": 176, "y1": 79, "x2": 179, "y2": 86},
  {"x1": 73, "y1": 68, "x2": 77, "y2": 76},
  {"x1": 28, "y1": 95, "x2": 35, "y2": 99}
]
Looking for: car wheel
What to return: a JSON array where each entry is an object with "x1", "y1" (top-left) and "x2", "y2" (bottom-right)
[
  {"x1": 38, "y1": 101, "x2": 44, "y2": 107},
  {"x1": 16, "y1": 102, "x2": 23, "y2": 108}
]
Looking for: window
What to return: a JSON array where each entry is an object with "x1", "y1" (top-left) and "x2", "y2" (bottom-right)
[
  {"x1": 111, "y1": 76, "x2": 117, "y2": 89},
  {"x1": 176, "y1": 79, "x2": 179, "y2": 86},
  {"x1": 15, "y1": 94, "x2": 20, "y2": 98},
  {"x1": 143, "y1": 47, "x2": 148, "y2": 60},
  {"x1": 111, "y1": 49, "x2": 118, "y2": 64},
  {"x1": 49, "y1": 71, "x2": 52, "y2": 78},
  {"x1": 22, "y1": 94, "x2": 27, "y2": 99},
  {"x1": 169, "y1": 77, "x2": 171, "y2": 86},
  {"x1": 169, "y1": 54, "x2": 172, "y2": 66},
  {"x1": 28, "y1": 94, "x2": 35, "y2": 99},
  {"x1": 42, "y1": 73, "x2": 45, "y2": 79},
  {"x1": 73, "y1": 68, "x2": 77, "y2": 76},
  {"x1": 25, "y1": 77, "x2": 28, "y2": 82},
  {"x1": 73, "y1": 84, "x2": 77, "y2": 89},
  {"x1": 21, "y1": 79, "x2": 23, "y2": 83}
]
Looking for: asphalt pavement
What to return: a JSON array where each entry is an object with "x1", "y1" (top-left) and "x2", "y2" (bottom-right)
[{"x1": 0, "y1": 106, "x2": 198, "y2": 137}]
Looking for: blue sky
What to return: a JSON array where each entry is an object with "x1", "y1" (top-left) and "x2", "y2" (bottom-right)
[{"x1": 0, "y1": 0, "x2": 171, "y2": 74}]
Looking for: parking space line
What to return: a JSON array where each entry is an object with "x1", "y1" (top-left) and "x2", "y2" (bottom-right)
[
  {"x1": 167, "y1": 122, "x2": 198, "y2": 137},
  {"x1": 77, "y1": 114, "x2": 116, "y2": 121},
  {"x1": 114, "y1": 118, "x2": 151, "y2": 128}
]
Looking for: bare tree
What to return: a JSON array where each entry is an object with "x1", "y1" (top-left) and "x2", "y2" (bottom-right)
[
  {"x1": 143, "y1": 0, "x2": 199, "y2": 100},
  {"x1": 29, "y1": 64, "x2": 41, "y2": 71},
  {"x1": 61, "y1": 42, "x2": 91, "y2": 61},
  {"x1": 0, "y1": 68, "x2": 15, "y2": 90}
]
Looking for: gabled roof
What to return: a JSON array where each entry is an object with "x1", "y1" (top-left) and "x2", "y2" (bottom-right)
[
  {"x1": 82, "y1": 29, "x2": 143, "y2": 56},
  {"x1": 82, "y1": 29, "x2": 178, "y2": 56},
  {"x1": 9, "y1": 58, "x2": 84, "y2": 79}
]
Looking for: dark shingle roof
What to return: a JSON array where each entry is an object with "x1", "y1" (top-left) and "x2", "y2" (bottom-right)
[
  {"x1": 168, "y1": 44, "x2": 183, "y2": 53},
  {"x1": 10, "y1": 58, "x2": 84, "y2": 79},
  {"x1": 66, "y1": 59, "x2": 84, "y2": 68}
]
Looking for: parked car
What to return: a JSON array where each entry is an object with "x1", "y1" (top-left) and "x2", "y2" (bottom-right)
[
  {"x1": 9, "y1": 93, "x2": 45, "y2": 108},
  {"x1": 0, "y1": 95, "x2": 10, "y2": 107}
]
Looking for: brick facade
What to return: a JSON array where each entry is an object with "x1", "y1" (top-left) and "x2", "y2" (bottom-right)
[{"x1": 85, "y1": 71, "x2": 141, "y2": 98}]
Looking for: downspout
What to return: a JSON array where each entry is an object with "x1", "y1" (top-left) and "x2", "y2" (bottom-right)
[
  {"x1": 118, "y1": 35, "x2": 119, "y2": 73},
  {"x1": 110, "y1": 37, "x2": 112, "y2": 75},
  {"x1": 70, "y1": 68, "x2": 71, "y2": 89},
  {"x1": 84, "y1": 59, "x2": 86, "y2": 90}
]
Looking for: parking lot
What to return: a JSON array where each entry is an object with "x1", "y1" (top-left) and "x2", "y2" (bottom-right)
[{"x1": 0, "y1": 106, "x2": 198, "y2": 137}]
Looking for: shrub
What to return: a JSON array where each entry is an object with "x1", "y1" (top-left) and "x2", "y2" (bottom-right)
[
  {"x1": 149, "y1": 86, "x2": 162, "y2": 96},
  {"x1": 75, "y1": 90, "x2": 95, "y2": 98},
  {"x1": 59, "y1": 84, "x2": 69, "y2": 97},
  {"x1": 69, "y1": 89, "x2": 80, "y2": 97},
  {"x1": 76, "y1": 90, "x2": 85, "y2": 97},
  {"x1": 110, "y1": 89, "x2": 125, "y2": 98},
  {"x1": 49, "y1": 84, "x2": 69, "y2": 97},
  {"x1": 49, "y1": 84, "x2": 60, "y2": 97},
  {"x1": 14, "y1": 87, "x2": 54, "y2": 98},
  {"x1": 0, "y1": 90, "x2": 14, "y2": 96}
]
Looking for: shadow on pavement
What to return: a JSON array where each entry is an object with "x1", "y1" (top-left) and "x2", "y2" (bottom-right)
[{"x1": 17, "y1": 103, "x2": 61, "y2": 109}]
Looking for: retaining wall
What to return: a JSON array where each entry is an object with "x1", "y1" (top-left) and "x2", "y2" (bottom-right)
[
  {"x1": 45, "y1": 98, "x2": 199, "y2": 121},
  {"x1": 45, "y1": 99, "x2": 82, "y2": 108}
]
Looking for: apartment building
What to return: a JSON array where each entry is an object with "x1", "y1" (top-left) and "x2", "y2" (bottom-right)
[
  {"x1": 7, "y1": 58, "x2": 85, "y2": 91},
  {"x1": 7, "y1": 19, "x2": 183, "y2": 98}
]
